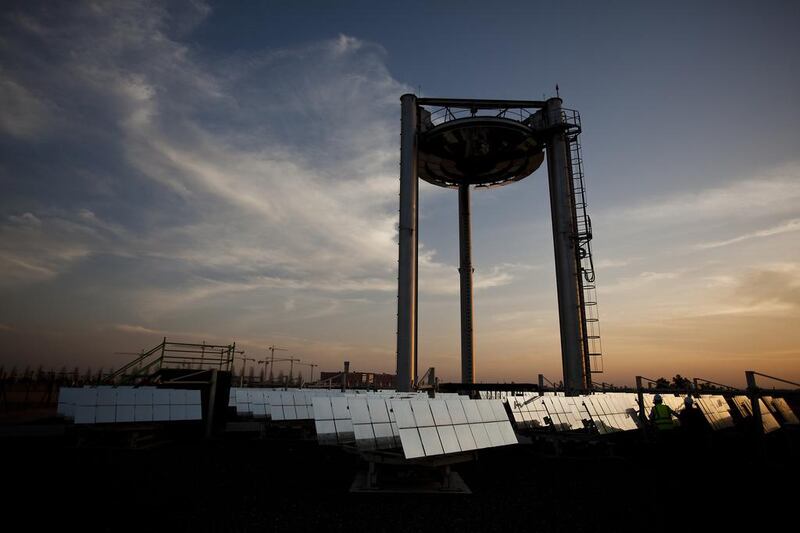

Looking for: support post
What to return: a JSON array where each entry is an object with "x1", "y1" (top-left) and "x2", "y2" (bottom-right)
[
  {"x1": 415, "y1": 170, "x2": 419, "y2": 386},
  {"x1": 544, "y1": 97, "x2": 586, "y2": 396},
  {"x1": 205, "y1": 369, "x2": 218, "y2": 438},
  {"x1": 745, "y1": 370, "x2": 763, "y2": 437},
  {"x1": 538, "y1": 374, "x2": 545, "y2": 396},
  {"x1": 342, "y1": 361, "x2": 350, "y2": 393},
  {"x1": 636, "y1": 376, "x2": 645, "y2": 422},
  {"x1": 396, "y1": 94, "x2": 419, "y2": 392},
  {"x1": 367, "y1": 461, "x2": 377, "y2": 489},
  {"x1": 458, "y1": 183, "x2": 475, "y2": 384}
]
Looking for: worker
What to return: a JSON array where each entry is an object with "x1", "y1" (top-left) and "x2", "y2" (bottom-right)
[
  {"x1": 648, "y1": 394, "x2": 677, "y2": 431},
  {"x1": 678, "y1": 395, "x2": 711, "y2": 450},
  {"x1": 677, "y1": 396, "x2": 705, "y2": 431}
]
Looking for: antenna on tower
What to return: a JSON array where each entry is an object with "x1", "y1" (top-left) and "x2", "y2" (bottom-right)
[{"x1": 556, "y1": 84, "x2": 560, "y2": 98}]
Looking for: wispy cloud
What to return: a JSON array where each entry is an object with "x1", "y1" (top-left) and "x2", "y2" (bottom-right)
[
  {"x1": 594, "y1": 258, "x2": 634, "y2": 269},
  {"x1": 694, "y1": 218, "x2": 800, "y2": 249},
  {"x1": 599, "y1": 270, "x2": 682, "y2": 294},
  {"x1": 0, "y1": 211, "x2": 101, "y2": 287},
  {"x1": 0, "y1": 76, "x2": 52, "y2": 139},
  {"x1": 610, "y1": 167, "x2": 800, "y2": 223},
  {"x1": 113, "y1": 324, "x2": 163, "y2": 335},
  {"x1": 0, "y1": 1, "x2": 526, "y2": 347},
  {"x1": 0, "y1": 3, "x2": 406, "y2": 299},
  {"x1": 735, "y1": 264, "x2": 800, "y2": 310},
  {"x1": 418, "y1": 249, "x2": 523, "y2": 295}
]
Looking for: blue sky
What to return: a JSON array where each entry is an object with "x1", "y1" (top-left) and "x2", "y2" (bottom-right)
[{"x1": 1, "y1": 0, "x2": 798, "y2": 386}]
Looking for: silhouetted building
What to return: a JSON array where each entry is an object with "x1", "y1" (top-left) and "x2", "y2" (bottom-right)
[{"x1": 318, "y1": 371, "x2": 395, "y2": 389}]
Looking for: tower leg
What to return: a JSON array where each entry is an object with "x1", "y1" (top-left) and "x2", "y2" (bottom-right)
[
  {"x1": 396, "y1": 94, "x2": 419, "y2": 392},
  {"x1": 544, "y1": 97, "x2": 587, "y2": 395},
  {"x1": 414, "y1": 172, "x2": 419, "y2": 386},
  {"x1": 458, "y1": 183, "x2": 475, "y2": 384}
]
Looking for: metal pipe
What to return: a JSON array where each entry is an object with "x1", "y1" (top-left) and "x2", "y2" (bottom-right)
[
  {"x1": 750, "y1": 371, "x2": 800, "y2": 388},
  {"x1": 396, "y1": 93, "x2": 419, "y2": 392},
  {"x1": 161, "y1": 341, "x2": 233, "y2": 348},
  {"x1": 458, "y1": 183, "x2": 475, "y2": 384},
  {"x1": 544, "y1": 97, "x2": 586, "y2": 396}
]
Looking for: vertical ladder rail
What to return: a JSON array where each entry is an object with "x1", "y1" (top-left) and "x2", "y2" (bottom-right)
[{"x1": 564, "y1": 112, "x2": 604, "y2": 376}]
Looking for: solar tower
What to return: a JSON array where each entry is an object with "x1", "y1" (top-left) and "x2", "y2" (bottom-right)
[{"x1": 396, "y1": 94, "x2": 602, "y2": 394}]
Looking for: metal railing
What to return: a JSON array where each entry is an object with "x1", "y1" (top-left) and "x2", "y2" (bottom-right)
[{"x1": 105, "y1": 338, "x2": 237, "y2": 384}]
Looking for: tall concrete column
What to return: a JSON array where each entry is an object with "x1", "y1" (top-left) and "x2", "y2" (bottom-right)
[
  {"x1": 544, "y1": 97, "x2": 587, "y2": 395},
  {"x1": 458, "y1": 183, "x2": 475, "y2": 383},
  {"x1": 396, "y1": 94, "x2": 418, "y2": 392},
  {"x1": 414, "y1": 172, "x2": 419, "y2": 386}
]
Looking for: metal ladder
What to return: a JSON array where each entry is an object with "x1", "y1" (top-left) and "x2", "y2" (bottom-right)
[{"x1": 566, "y1": 131, "x2": 604, "y2": 375}]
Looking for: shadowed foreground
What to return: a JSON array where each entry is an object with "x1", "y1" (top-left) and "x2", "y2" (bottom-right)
[{"x1": 4, "y1": 426, "x2": 798, "y2": 532}]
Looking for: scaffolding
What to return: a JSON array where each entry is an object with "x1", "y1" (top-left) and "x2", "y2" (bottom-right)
[{"x1": 105, "y1": 338, "x2": 237, "y2": 384}]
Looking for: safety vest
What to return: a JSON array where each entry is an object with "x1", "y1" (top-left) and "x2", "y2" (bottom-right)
[{"x1": 652, "y1": 404, "x2": 675, "y2": 430}]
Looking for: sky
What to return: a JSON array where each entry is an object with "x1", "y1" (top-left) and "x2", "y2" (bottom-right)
[{"x1": 1, "y1": 0, "x2": 798, "y2": 387}]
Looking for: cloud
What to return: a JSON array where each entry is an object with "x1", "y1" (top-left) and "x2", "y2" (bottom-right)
[
  {"x1": 677, "y1": 264, "x2": 800, "y2": 318},
  {"x1": 1, "y1": 3, "x2": 400, "y2": 295},
  {"x1": 0, "y1": 210, "x2": 101, "y2": 287},
  {"x1": 735, "y1": 264, "x2": 800, "y2": 310},
  {"x1": 599, "y1": 270, "x2": 682, "y2": 294},
  {"x1": 113, "y1": 324, "x2": 163, "y2": 335},
  {"x1": 0, "y1": 0, "x2": 527, "y2": 344},
  {"x1": 694, "y1": 218, "x2": 800, "y2": 249},
  {"x1": 610, "y1": 165, "x2": 800, "y2": 223},
  {"x1": 594, "y1": 258, "x2": 633, "y2": 269},
  {"x1": 0, "y1": 76, "x2": 52, "y2": 139},
  {"x1": 418, "y1": 249, "x2": 521, "y2": 295}
]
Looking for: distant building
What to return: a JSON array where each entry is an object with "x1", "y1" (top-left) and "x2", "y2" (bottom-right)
[{"x1": 318, "y1": 371, "x2": 395, "y2": 389}]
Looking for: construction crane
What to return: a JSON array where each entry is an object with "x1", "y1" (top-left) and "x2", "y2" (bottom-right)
[
  {"x1": 296, "y1": 362, "x2": 319, "y2": 384},
  {"x1": 260, "y1": 357, "x2": 300, "y2": 386},
  {"x1": 266, "y1": 345, "x2": 287, "y2": 380},
  {"x1": 238, "y1": 352, "x2": 256, "y2": 387}
]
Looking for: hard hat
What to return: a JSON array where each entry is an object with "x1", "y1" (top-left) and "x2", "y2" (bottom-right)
[
  {"x1": 684, "y1": 396, "x2": 693, "y2": 407},
  {"x1": 654, "y1": 394, "x2": 662, "y2": 403}
]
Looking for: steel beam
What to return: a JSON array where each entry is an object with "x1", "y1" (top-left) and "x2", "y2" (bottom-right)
[
  {"x1": 396, "y1": 94, "x2": 419, "y2": 392},
  {"x1": 458, "y1": 183, "x2": 475, "y2": 384},
  {"x1": 544, "y1": 97, "x2": 587, "y2": 395},
  {"x1": 417, "y1": 97, "x2": 546, "y2": 109}
]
